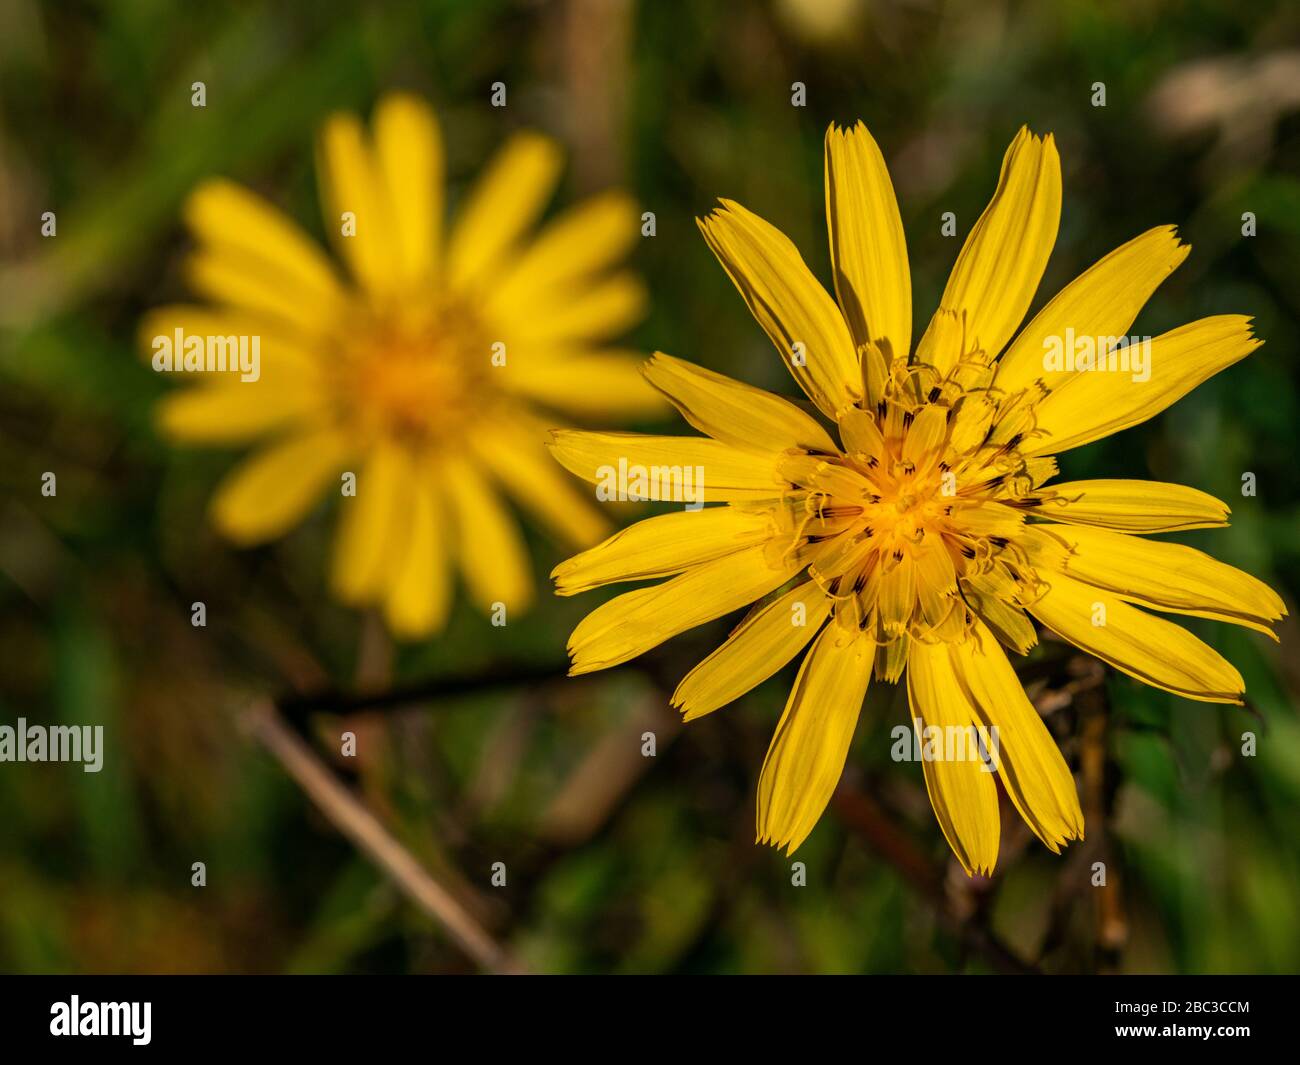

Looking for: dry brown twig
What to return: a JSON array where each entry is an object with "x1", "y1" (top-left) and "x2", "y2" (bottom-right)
[{"x1": 239, "y1": 699, "x2": 524, "y2": 974}]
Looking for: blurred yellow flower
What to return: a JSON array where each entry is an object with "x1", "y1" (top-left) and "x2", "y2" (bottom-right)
[
  {"x1": 144, "y1": 93, "x2": 661, "y2": 638},
  {"x1": 550, "y1": 122, "x2": 1285, "y2": 874}
]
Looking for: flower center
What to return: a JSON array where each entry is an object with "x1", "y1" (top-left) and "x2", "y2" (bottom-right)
[
  {"x1": 330, "y1": 300, "x2": 490, "y2": 449},
  {"x1": 776, "y1": 357, "x2": 1052, "y2": 671}
]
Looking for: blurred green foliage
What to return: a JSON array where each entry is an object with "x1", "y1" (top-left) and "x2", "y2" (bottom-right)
[{"x1": 1, "y1": 0, "x2": 1298, "y2": 973}]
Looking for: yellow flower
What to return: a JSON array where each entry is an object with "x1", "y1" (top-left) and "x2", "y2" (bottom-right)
[
  {"x1": 143, "y1": 93, "x2": 661, "y2": 638},
  {"x1": 550, "y1": 122, "x2": 1285, "y2": 875}
]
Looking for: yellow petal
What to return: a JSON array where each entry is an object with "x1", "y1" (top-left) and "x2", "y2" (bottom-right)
[
  {"x1": 642, "y1": 352, "x2": 838, "y2": 453},
  {"x1": 901, "y1": 404, "x2": 948, "y2": 467},
  {"x1": 756, "y1": 624, "x2": 872, "y2": 853},
  {"x1": 1028, "y1": 569, "x2": 1245, "y2": 703},
  {"x1": 504, "y1": 272, "x2": 646, "y2": 344},
  {"x1": 878, "y1": 553, "x2": 916, "y2": 638},
  {"x1": 547, "y1": 430, "x2": 788, "y2": 502},
  {"x1": 331, "y1": 442, "x2": 412, "y2": 605},
  {"x1": 1033, "y1": 478, "x2": 1230, "y2": 532},
  {"x1": 874, "y1": 636, "x2": 909, "y2": 683},
  {"x1": 210, "y1": 429, "x2": 350, "y2": 545},
  {"x1": 674, "y1": 580, "x2": 831, "y2": 721},
  {"x1": 994, "y1": 226, "x2": 1190, "y2": 394},
  {"x1": 961, "y1": 571, "x2": 1038, "y2": 655},
  {"x1": 447, "y1": 131, "x2": 563, "y2": 290},
  {"x1": 567, "y1": 545, "x2": 802, "y2": 674},
  {"x1": 945, "y1": 390, "x2": 998, "y2": 454},
  {"x1": 383, "y1": 475, "x2": 451, "y2": 639},
  {"x1": 949, "y1": 625, "x2": 1084, "y2": 851},
  {"x1": 860, "y1": 340, "x2": 891, "y2": 409},
  {"x1": 913, "y1": 540, "x2": 958, "y2": 628},
  {"x1": 1025, "y1": 524, "x2": 1284, "y2": 636},
  {"x1": 907, "y1": 639, "x2": 1000, "y2": 876},
  {"x1": 442, "y1": 456, "x2": 533, "y2": 616},
  {"x1": 316, "y1": 110, "x2": 397, "y2": 298},
  {"x1": 925, "y1": 126, "x2": 1060, "y2": 360},
  {"x1": 467, "y1": 415, "x2": 610, "y2": 548},
  {"x1": 838, "y1": 407, "x2": 887, "y2": 461},
  {"x1": 488, "y1": 190, "x2": 640, "y2": 312},
  {"x1": 824, "y1": 122, "x2": 911, "y2": 357},
  {"x1": 182, "y1": 179, "x2": 345, "y2": 327},
  {"x1": 953, "y1": 500, "x2": 1025, "y2": 539},
  {"x1": 373, "y1": 93, "x2": 444, "y2": 286},
  {"x1": 913, "y1": 307, "x2": 966, "y2": 377},
  {"x1": 156, "y1": 382, "x2": 318, "y2": 445},
  {"x1": 1028, "y1": 315, "x2": 1262, "y2": 455},
  {"x1": 698, "y1": 199, "x2": 860, "y2": 418},
  {"x1": 500, "y1": 350, "x2": 665, "y2": 417},
  {"x1": 186, "y1": 250, "x2": 344, "y2": 338},
  {"x1": 552, "y1": 504, "x2": 775, "y2": 596}
]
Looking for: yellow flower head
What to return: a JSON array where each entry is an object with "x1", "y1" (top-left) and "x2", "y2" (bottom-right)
[
  {"x1": 550, "y1": 122, "x2": 1286, "y2": 875},
  {"x1": 144, "y1": 93, "x2": 662, "y2": 638}
]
